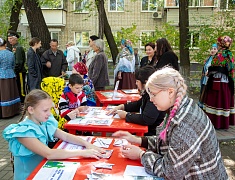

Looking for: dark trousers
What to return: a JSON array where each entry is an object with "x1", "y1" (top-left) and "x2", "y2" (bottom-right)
[{"x1": 16, "y1": 72, "x2": 26, "y2": 103}]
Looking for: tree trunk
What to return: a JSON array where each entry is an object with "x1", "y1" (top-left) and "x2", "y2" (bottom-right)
[
  {"x1": 95, "y1": 0, "x2": 119, "y2": 64},
  {"x1": 179, "y1": 0, "x2": 190, "y2": 85},
  {"x1": 22, "y1": 0, "x2": 51, "y2": 51},
  {"x1": 96, "y1": 0, "x2": 104, "y2": 39},
  {"x1": 9, "y1": 0, "x2": 22, "y2": 31},
  {"x1": 7, "y1": 0, "x2": 22, "y2": 50}
]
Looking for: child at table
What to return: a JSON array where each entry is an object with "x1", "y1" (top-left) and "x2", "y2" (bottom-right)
[
  {"x1": 72, "y1": 62, "x2": 96, "y2": 106},
  {"x1": 2, "y1": 89, "x2": 104, "y2": 180},
  {"x1": 113, "y1": 67, "x2": 228, "y2": 179},
  {"x1": 107, "y1": 66, "x2": 165, "y2": 135},
  {"x1": 59, "y1": 73, "x2": 88, "y2": 118}
]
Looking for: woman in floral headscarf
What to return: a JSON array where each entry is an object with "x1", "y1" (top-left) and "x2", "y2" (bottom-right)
[
  {"x1": 72, "y1": 62, "x2": 96, "y2": 106},
  {"x1": 198, "y1": 43, "x2": 218, "y2": 108},
  {"x1": 114, "y1": 39, "x2": 136, "y2": 89},
  {"x1": 202, "y1": 35, "x2": 235, "y2": 129}
]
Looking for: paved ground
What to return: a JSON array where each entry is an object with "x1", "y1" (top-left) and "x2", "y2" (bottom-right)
[{"x1": 0, "y1": 114, "x2": 235, "y2": 179}]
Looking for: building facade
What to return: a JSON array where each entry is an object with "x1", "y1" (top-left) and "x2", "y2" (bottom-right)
[{"x1": 18, "y1": 0, "x2": 231, "y2": 53}]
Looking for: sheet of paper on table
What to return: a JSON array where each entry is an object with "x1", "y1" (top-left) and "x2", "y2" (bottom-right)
[
  {"x1": 57, "y1": 137, "x2": 93, "y2": 150},
  {"x1": 101, "y1": 91, "x2": 124, "y2": 98},
  {"x1": 93, "y1": 138, "x2": 113, "y2": 148},
  {"x1": 87, "y1": 171, "x2": 112, "y2": 180},
  {"x1": 123, "y1": 165, "x2": 161, "y2": 178},
  {"x1": 85, "y1": 107, "x2": 113, "y2": 119},
  {"x1": 32, "y1": 161, "x2": 80, "y2": 180},
  {"x1": 122, "y1": 89, "x2": 139, "y2": 94},
  {"x1": 68, "y1": 117, "x2": 113, "y2": 126}
]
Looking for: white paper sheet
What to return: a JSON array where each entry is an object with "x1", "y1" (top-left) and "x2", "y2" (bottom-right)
[
  {"x1": 85, "y1": 107, "x2": 113, "y2": 119},
  {"x1": 122, "y1": 89, "x2": 138, "y2": 94},
  {"x1": 68, "y1": 117, "x2": 113, "y2": 126},
  {"x1": 113, "y1": 139, "x2": 128, "y2": 146},
  {"x1": 32, "y1": 161, "x2": 80, "y2": 180},
  {"x1": 93, "y1": 138, "x2": 113, "y2": 148},
  {"x1": 101, "y1": 92, "x2": 124, "y2": 98},
  {"x1": 123, "y1": 165, "x2": 153, "y2": 177},
  {"x1": 57, "y1": 137, "x2": 93, "y2": 150}
]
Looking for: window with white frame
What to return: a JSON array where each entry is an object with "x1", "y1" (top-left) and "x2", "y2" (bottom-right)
[
  {"x1": 74, "y1": 0, "x2": 89, "y2": 13},
  {"x1": 220, "y1": 0, "x2": 235, "y2": 10},
  {"x1": 142, "y1": 0, "x2": 157, "y2": 11},
  {"x1": 165, "y1": 0, "x2": 179, "y2": 7},
  {"x1": 109, "y1": 0, "x2": 124, "y2": 11},
  {"x1": 165, "y1": 0, "x2": 217, "y2": 7},
  {"x1": 50, "y1": 32, "x2": 59, "y2": 40},
  {"x1": 190, "y1": 32, "x2": 200, "y2": 49},
  {"x1": 75, "y1": 32, "x2": 89, "y2": 47},
  {"x1": 189, "y1": 0, "x2": 217, "y2": 6},
  {"x1": 140, "y1": 31, "x2": 155, "y2": 47}
]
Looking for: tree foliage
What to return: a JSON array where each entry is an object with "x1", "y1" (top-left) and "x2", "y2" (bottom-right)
[
  {"x1": 190, "y1": 11, "x2": 235, "y2": 63},
  {"x1": 0, "y1": 0, "x2": 13, "y2": 37}
]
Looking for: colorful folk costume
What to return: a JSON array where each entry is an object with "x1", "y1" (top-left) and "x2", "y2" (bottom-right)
[
  {"x1": 202, "y1": 36, "x2": 235, "y2": 129},
  {"x1": 0, "y1": 38, "x2": 21, "y2": 118},
  {"x1": 114, "y1": 39, "x2": 136, "y2": 89},
  {"x1": 198, "y1": 44, "x2": 218, "y2": 108}
]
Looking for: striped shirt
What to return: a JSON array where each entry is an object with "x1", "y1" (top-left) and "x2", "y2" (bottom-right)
[{"x1": 140, "y1": 96, "x2": 228, "y2": 179}]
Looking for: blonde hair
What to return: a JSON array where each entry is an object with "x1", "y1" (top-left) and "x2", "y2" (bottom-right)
[
  {"x1": 146, "y1": 67, "x2": 187, "y2": 141},
  {"x1": 19, "y1": 89, "x2": 51, "y2": 122}
]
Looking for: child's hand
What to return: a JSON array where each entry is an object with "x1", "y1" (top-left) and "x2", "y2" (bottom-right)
[
  {"x1": 86, "y1": 143, "x2": 105, "y2": 153},
  {"x1": 82, "y1": 149, "x2": 103, "y2": 159},
  {"x1": 78, "y1": 106, "x2": 89, "y2": 112},
  {"x1": 67, "y1": 109, "x2": 79, "y2": 120}
]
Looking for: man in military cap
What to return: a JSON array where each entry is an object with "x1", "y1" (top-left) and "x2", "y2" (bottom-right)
[{"x1": 8, "y1": 30, "x2": 27, "y2": 103}]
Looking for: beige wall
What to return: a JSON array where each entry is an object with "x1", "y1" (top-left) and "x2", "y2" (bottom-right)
[{"x1": 63, "y1": 0, "x2": 162, "y2": 53}]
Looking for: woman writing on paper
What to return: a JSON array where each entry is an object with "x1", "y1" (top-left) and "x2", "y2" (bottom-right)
[{"x1": 107, "y1": 66, "x2": 165, "y2": 135}]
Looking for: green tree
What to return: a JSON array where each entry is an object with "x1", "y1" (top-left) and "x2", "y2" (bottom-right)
[
  {"x1": 190, "y1": 11, "x2": 235, "y2": 63},
  {"x1": 0, "y1": 0, "x2": 13, "y2": 36}
]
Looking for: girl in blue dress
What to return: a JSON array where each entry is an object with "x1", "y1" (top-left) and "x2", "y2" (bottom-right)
[{"x1": 2, "y1": 89, "x2": 104, "y2": 180}]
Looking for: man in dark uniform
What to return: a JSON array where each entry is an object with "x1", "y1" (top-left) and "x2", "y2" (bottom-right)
[
  {"x1": 7, "y1": 30, "x2": 27, "y2": 103},
  {"x1": 40, "y1": 39, "x2": 68, "y2": 77}
]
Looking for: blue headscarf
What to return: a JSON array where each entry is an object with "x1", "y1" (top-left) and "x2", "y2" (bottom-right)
[
  {"x1": 212, "y1": 43, "x2": 218, "y2": 48},
  {"x1": 121, "y1": 39, "x2": 133, "y2": 54}
]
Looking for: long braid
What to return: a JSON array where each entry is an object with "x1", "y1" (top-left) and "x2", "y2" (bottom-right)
[
  {"x1": 18, "y1": 107, "x2": 27, "y2": 122},
  {"x1": 159, "y1": 73, "x2": 187, "y2": 141}
]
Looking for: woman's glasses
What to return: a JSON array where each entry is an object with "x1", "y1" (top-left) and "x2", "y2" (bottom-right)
[{"x1": 148, "y1": 88, "x2": 163, "y2": 98}]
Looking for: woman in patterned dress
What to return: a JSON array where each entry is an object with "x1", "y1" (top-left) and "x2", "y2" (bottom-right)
[
  {"x1": 203, "y1": 35, "x2": 235, "y2": 129},
  {"x1": 0, "y1": 38, "x2": 20, "y2": 118}
]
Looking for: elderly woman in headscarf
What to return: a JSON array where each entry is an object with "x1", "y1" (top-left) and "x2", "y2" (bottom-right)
[
  {"x1": 202, "y1": 35, "x2": 235, "y2": 129},
  {"x1": 114, "y1": 39, "x2": 136, "y2": 89},
  {"x1": 198, "y1": 43, "x2": 218, "y2": 108},
  {"x1": 72, "y1": 62, "x2": 96, "y2": 106}
]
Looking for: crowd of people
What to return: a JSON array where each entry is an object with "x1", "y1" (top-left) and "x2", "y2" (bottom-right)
[{"x1": 1, "y1": 31, "x2": 234, "y2": 180}]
